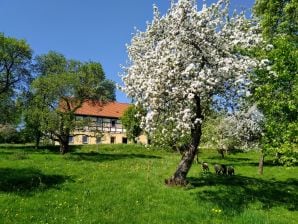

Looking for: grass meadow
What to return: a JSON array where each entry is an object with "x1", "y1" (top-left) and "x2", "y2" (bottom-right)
[{"x1": 0, "y1": 144, "x2": 297, "y2": 224}]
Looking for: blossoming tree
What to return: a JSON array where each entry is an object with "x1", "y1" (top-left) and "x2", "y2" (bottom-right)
[{"x1": 122, "y1": 0, "x2": 262, "y2": 185}]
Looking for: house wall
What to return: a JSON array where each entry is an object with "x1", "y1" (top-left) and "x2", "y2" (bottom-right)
[
  {"x1": 69, "y1": 131, "x2": 148, "y2": 145},
  {"x1": 54, "y1": 115, "x2": 148, "y2": 146},
  {"x1": 66, "y1": 115, "x2": 148, "y2": 145}
]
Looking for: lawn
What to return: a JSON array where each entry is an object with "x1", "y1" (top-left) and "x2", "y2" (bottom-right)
[{"x1": 0, "y1": 144, "x2": 297, "y2": 224}]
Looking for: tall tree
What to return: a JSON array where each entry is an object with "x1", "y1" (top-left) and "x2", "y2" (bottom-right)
[
  {"x1": 29, "y1": 52, "x2": 115, "y2": 153},
  {"x1": 253, "y1": 0, "x2": 298, "y2": 169},
  {"x1": 0, "y1": 33, "x2": 32, "y2": 95},
  {"x1": 22, "y1": 51, "x2": 71, "y2": 148},
  {"x1": 122, "y1": 0, "x2": 262, "y2": 185}
]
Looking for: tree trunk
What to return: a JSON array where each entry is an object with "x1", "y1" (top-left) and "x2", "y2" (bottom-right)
[
  {"x1": 165, "y1": 96, "x2": 202, "y2": 186},
  {"x1": 258, "y1": 152, "x2": 264, "y2": 175},
  {"x1": 219, "y1": 148, "x2": 225, "y2": 158},
  {"x1": 59, "y1": 140, "x2": 69, "y2": 154},
  {"x1": 35, "y1": 131, "x2": 41, "y2": 149}
]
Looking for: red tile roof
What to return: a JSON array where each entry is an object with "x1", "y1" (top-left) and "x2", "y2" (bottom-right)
[{"x1": 74, "y1": 101, "x2": 130, "y2": 118}]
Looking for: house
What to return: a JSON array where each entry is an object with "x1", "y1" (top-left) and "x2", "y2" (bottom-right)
[{"x1": 68, "y1": 101, "x2": 147, "y2": 145}]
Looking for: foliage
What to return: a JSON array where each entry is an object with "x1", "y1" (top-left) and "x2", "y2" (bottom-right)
[
  {"x1": 0, "y1": 125, "x2": 32, "y2": 144},
  {"x1": 0, "y1": 144, "x2": 297, "y2": 223},
  {"x1": 254, "y1": 0, "x2": 298, "y2": 39},
  {"x1": 0, "y1": 33, "x2": 32, "y2": 126},
  {"x1": 34, "y1": 50, "x2": 68, "y2": 76},
  {"x1": 253, "y1": 0, "x2": 298, "y2": 165},
  {"x1": 0, "y1": 125, "x2": 18, "y2": 143},
  {"x1": 0, "y1": 33, "x2": 32, "y2": 95},
  {"x1": 120, "y1": 105, "x2": 144, "y2": 143},
  {"x1": 122, "y1": 0, "x2": 262, "y2": 183},
  {"x1": 0, "y1": 91, "x2": 20, "y2": 124},
  {"x1": 28, "y1": 52, "x2": 115, "y2": 153}
]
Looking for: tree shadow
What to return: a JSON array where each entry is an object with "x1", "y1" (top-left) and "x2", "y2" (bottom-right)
[
  {"x1": 64, "y1": 152, "x2": 162, "y2": 162},
  {"x1": 0, "y1": 144, "x2": 61, "y2": 154},
  {"x1": 205, "y1": 156, "x2": 277, "y2": 167},
  {"x1": 188, "y1": 174, "x2": 298, "y2": 215},
  {"x1": 206, "y1": 155, "x2": 252, "y2": 161},
  {"x1": 0, "y1": 151, "x2": 14, "y2": 155},
  {"x1": 0, "y1": 168, "x2": 71, "y2": 196}
]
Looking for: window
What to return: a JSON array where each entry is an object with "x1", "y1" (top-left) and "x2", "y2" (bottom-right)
[
  {"x1": 82, "y1": 135, "x2": 88, "y2": 144},
  {"x1": 97, "y1": 117, "x2": 102, "y2": 124},
  {"x1": 110, "y1": 136, "x2": 115, "y2": 144},
  {"x1": 111, "y1": 120, "x2": 116, "y2": 128},
  {"x1": 69, "y1": 136, "x2": 74, "y2": 143},
  {"x1": 122, "y1": 137, "x2": 128, "y2": 144}
]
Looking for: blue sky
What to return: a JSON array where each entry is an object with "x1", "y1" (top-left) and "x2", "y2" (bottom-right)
[{"x1": 0, "y1": 0, "x2": 254, "y2": 103}]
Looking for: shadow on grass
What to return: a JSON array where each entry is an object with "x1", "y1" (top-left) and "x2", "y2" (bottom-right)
[
  {"x1": 0, "y1": 144, "x2": 60, "y2": 153},
  {"x1": 0, "y1": 168, "x2": 71, "y2": 196},
  {"x1": 206, "y1": 155, "x2": 252, "y2": 162},
  {"x1": 0, "y1": 144, "x2": 80, "y2": 155},
  {"x1": 188, "y1": 174, "x2": 298, "y2": 215},
  {"x1": 206, "y1": 155, "x2": 278, "y2": 167},
  {"x1": 64, "y1": 152, "x2": 162, "y2": 162}
]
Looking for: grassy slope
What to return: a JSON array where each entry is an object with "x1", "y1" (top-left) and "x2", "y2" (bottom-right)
[{"x1": 0, "y1": 144, "x2": 297, "y2": 224}]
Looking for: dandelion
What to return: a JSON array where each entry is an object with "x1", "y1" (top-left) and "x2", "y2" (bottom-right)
[{"x1": 211, "y1": 208, "x2": 222, "y2": 214}]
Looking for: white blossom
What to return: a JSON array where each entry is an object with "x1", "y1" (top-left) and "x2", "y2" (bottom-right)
[
  {"x1": 121, "y1": 0, "x2": 262, "y2": 138},
  {"x1": 265, "y1": 44, "x2": 274, "y2": 51}
]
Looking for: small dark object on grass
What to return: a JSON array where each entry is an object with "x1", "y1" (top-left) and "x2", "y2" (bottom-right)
[
  {"x1": 220, "y1": 164, "x2": 227, "y2": 175},
  {"x1": 227, "y1": 166, "x2": 235, "y2": 176},
  {"x1": 214, "y1": 164, "x2": 221, "y2": 175},
  {"x1": 202, "y1": 162, "x2": 209, "y2": 173},
  {"x1": 214, "y1": 164, "x2": 227, "y2": 175}
]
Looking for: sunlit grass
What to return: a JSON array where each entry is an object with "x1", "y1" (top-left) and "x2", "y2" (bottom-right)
[{"x1": 0, "y1": 144, "x2": 297, "y2": 224}]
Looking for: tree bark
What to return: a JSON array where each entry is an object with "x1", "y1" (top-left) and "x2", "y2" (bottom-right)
[
  {"x1": 59, "y1": 140, "x2": 69, "y2": 154},
  {"x1": 59, "y1": 132, "x2": 70, "y2": 154},
  {"x1": 258, "y1": 152, "x2": 264, "y2": 175},
  {"x1": 165, "y1": 96, "x2": 203, "y2": 186},
  {"x1": 218, "y1": 148, "x2": 225, "y2": 158},
  {"x1": 34, "y1": 131, "x2": 41, "y2": 149}
]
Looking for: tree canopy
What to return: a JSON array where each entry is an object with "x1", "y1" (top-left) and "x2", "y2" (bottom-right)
[{"x1": 254, "y1": 0, "x2": 298, "y2": 40}]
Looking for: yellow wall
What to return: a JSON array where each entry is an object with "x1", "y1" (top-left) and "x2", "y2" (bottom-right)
[{"x1": 69, "y1": 131, "x2": 148, "y2": 145}]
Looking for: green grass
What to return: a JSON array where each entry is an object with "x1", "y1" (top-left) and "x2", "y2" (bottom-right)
[{"x1": 0, "y1": 144, "x2": 297, "y2": 224}]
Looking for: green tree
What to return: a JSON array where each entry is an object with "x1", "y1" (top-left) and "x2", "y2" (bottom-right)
[
  {"x1": 253, "y1": 0, "x2": 298, "y2": 171},
  {"x1": 120, "y1": 105, "x2": 143, "y2": 143},
  {"x1": 0, "y1": 33, "x2": 32, "y2": 95},
  {"x1": 23, "y1": 51, "x2": 71, "y2": 148},
  {"x1": 29, "y1": 52, "x2": 115, "y2": 153}
]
